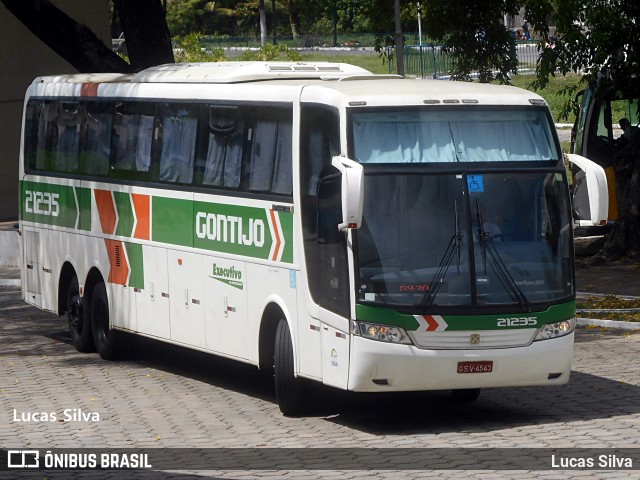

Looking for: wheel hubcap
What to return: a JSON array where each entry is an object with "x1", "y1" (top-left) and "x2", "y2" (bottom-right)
[{"x1": 68, "y1": 295, "x2": 83, "y2": 330}]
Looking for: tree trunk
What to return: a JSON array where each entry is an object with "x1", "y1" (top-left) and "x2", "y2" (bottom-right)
[
  {"x1": 259, "y1": 0, "x2": 267, "y2": 47},
  {"x1": 287, "y1": 0, "x2": 300, "y2": 39},
  {"x1": 112, "y1": 0, "x2": 174, "y2": 71},
  {"x1": 272, "y1": 0, "x2": 277, "y2": 44},
  {"x1": 0, "y1": 0, "x2": 131, "y2": 73}
]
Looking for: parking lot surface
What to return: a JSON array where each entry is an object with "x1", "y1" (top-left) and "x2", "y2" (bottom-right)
[{"x1": 1, "y1": 284, "x2": 640, "y2": 479}]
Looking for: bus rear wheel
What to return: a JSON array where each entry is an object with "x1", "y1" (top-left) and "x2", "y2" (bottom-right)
[
  {"x1": 91, "y1": 282, "x2": 122, "y2": 361},
  {"x1": 274, "y1": 319, "x2": 305, "y2": 416},
  {"x1": 67, "y1": 276, "x2": 94, "y2": 353}
]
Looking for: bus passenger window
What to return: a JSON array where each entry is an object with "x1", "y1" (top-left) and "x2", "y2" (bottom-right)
[
  {"x1": 271, "y1": 121, "x2": 292, "y2": 195},
  {"x1": 54, "y1": 102, "x2": 81, "y2": 173},
  {"x1": 24, "y1": 100, "x2": 41, "y2": 171},
  {"x1": 246, "y1": 120, "x2": 277, "y2": 191},
  {"x1": 244, "y1": 111, "x2": 293, "y2": 195},
  {"x1": 111, "y1": 102, "x2": 154, "y2": 177},
  {"x1": 80, "y1": 102, "x2": 112, "y2": 176},
  {"x1": 155, "y1": 104, "x2": 197, "y2": 184},
  {"x1": 35, "y1": 101, "x2": 58, "y2": 171},
  {"x1": 201, "y1": 106, "x2": 243, "y2": 188}
]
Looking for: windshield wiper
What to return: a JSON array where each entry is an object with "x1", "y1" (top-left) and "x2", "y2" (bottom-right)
[
  {"x1": 476, "y1": 200, "x2": 531, "y2": 312},
  {"x1": 421, "y1": 200, "x2": 463, "y2": 307}
]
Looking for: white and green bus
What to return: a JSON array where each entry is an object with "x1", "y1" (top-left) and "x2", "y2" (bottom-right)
[{"x1": 19, "y1": 62, "x2": 608, "y2": 415}]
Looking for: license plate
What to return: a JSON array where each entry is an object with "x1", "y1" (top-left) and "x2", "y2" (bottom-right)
[{"x1": 457, "y1": 360, "x2": 493, "y2": 374}]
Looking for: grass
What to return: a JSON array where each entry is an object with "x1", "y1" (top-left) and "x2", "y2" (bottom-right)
[
  {"x1": 509, "y1": 74, "x2": 584, "y2": 124},
  {"x1": 577, "y1": 295, "x2": 640, "y2": 322},
  {"x1": 299, "y1": 52, "x2": 392, "y2": 74}
]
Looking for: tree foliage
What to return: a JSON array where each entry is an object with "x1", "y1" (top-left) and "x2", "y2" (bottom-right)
[
  {"x1": 368, "y1": 0, "x2": 529, "y2": 82},
  {"x1": 527, "y1": 0, "x2": 640, "y2": 260},
  {"x1": 534, "y1": 0, "x2": 640, "y2": 111}
]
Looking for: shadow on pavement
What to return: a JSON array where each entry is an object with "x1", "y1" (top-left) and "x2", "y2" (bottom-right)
[{"x1": 3, "y1": 285, "x2": 639, "y2": 437}]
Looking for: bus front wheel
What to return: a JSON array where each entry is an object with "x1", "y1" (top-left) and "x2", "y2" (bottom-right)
[
  {"x1": 91, "y1": 282, "x2": 122, "y2": 361},
  {"x1": 67, "y1": 276, "x2": 95, "y2": 353},
  {"x1": 274, "y1": 318, "x2": 305, "y2": 416}
]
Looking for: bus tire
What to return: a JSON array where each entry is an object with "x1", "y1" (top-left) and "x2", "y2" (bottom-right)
[
  {"x1": 67, "y1": 276, "x2": 95, "y2": 353},
  {"x1": 274, "y1": 318, "x2": 305, "y2": 416},
  {"x1": 451, "y1": 388, "x2": 481, "y2": 402},
  {"x1": 90, "y1": 282, "x2": 122, "y2": 361}
]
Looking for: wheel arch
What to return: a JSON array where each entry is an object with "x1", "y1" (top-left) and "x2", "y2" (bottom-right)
[
  {"x1": 57, "y1": 261, "x2": 78, "y2": 315},
  {"x1": 258, "y1": 300, "x2": 292, "y2": 373},
  {"x1": 83, "y1": 267, "x2": 106, "y2": 312}
]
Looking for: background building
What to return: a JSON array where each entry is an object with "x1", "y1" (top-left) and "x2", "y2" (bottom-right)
[{"x1": 0, "y1": 0, "x2": 111, "y2": 220}]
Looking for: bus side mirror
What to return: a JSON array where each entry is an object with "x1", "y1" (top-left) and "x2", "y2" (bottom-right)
[
  {"x1": 331, "y1": 156, "x2": 364, "y2": 231},
  {"x1": 566, "y1": 153, "x2": 609, "y2": 226}
]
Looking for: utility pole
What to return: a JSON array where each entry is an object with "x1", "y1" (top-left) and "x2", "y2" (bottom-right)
[
  {"x1": 394, "y1": 0, "x2": 405, "y2": 76},
  {"x1": 417, "y1": 2, "x2": 422, "y2": 45}
]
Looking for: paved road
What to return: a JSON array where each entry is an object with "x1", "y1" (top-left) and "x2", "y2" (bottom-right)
[{"x1": 1, "y1": 285, "x2": 639, "y2": 479}]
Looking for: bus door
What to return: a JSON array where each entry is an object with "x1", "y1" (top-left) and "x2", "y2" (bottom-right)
[
  {"x1": 299, "y1": 105, "x2": 352, "y2": 388},
  {"x1": 316, "y1": 171, "x2": 352, "y2": 389}
]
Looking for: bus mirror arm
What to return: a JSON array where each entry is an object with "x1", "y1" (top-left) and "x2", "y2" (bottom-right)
[
  {"x1": 566, "y1": 153, "x2": 609, "y2": 226},
  {"x1": 331, "y1": 156, "x2": 364, "y2": 231}
]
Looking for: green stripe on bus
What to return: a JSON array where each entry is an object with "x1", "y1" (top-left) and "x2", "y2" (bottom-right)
[
  {"x1": 113, "y1": 191, "x2": 134, "y2": 238},
  {"x1": 152, "y1": 197, "x2": 294, "y2": 262},
  {"x1": 22, "y1": 181, "x2": 294, "y2": 264},
  {"x1": 438, "y1": 302, "x2": 576, "y2": 331},
  {"x1": 355, "y1": 304, "x2": 421, "y2": 330},
  {"x1": 278, "y1": 210, "x2": 294, "y2": 264},
  {"x1": 356, "y1": 301, "x2": 576, "y2": 331},
  {"x1": 152, "y1": 197, "x2": 193, "y2": 247},
  {"x1": 193, "y1": 201, "x2": 273, "y2": 259},
  {"x1": 20, "y1": 181, "x2": 91, "y2": 231},
  {"x1": 125, "y1": 242, "x2": 144, "y2": 290},
  {"x1": 76, "y1": 186, "x2": 92, "y2": 231}
]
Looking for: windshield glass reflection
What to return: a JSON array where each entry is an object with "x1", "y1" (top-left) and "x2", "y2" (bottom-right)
[{"x1": 356, "y1": 172, "x2": 572, "y2": 310}]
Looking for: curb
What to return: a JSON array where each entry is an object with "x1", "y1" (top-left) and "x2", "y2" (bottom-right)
[
  {"x1": 0, "y1": 279, "x2": 21, "y2": 287},
  {"x1": 577, "y1": 318, "x2": 640, "y2": 331}
]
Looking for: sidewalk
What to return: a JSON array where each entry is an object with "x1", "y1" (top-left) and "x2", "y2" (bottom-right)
[
  {"x1": 575, "y1": 257, "x2": 640, "y2": 298},
  {"x1": 0, "y1": 265, "x2": 20, "y2": 287}
]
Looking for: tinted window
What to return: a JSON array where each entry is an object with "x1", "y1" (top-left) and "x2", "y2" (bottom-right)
[
  {"x1": 24, "y1": 98, "x2": 293, "y2": 198},
  {"x1": 80, "y1": 102, "x2": 112, "y2": 176},
  {"x1": 199, "y1": 106, "x2": 244, "y2": 188},
  {"x1": 154, "y1": 103, "x2": 198, "y2": 184},
  {"x1": 111, "y1": 102, "x2": 154, "y2": 178},
  {"x1": 245, "y1": 109, "x2": 292, "y2": 194}
]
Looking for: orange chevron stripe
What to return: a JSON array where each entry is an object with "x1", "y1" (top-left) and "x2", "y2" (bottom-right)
[
  {"x1": 94, "y1": 189, "x2": 116, "y2": 235},
  {"x1": 269, "y1": 209, "x2": 282, "y2": 261},
  {"x1": 131, "y1": 193, "x2": 150, "y2": 240},
  {"x1": 105, "y1": 239, "x2": 129, "y2": 285}
]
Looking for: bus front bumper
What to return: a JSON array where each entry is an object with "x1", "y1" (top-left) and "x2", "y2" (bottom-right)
[{"x1": 347, "y1": 333, "x2": 574, "y2": 392}]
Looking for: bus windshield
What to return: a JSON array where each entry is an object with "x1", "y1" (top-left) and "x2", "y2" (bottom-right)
[
  {"x1": 355, "y1": 170, "x2": 573, "y2": 310},
  {"x1": 351, "y1": 108, "x2": 558, "y2": 163}
]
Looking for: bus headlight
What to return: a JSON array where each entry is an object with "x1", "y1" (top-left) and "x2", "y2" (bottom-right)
[
  {"x1": 352, "y1": 321, "x2": 413, "y2": 345},
  {"x1": 534, "y1": 318, "x2": 576, "y2": 341}
]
